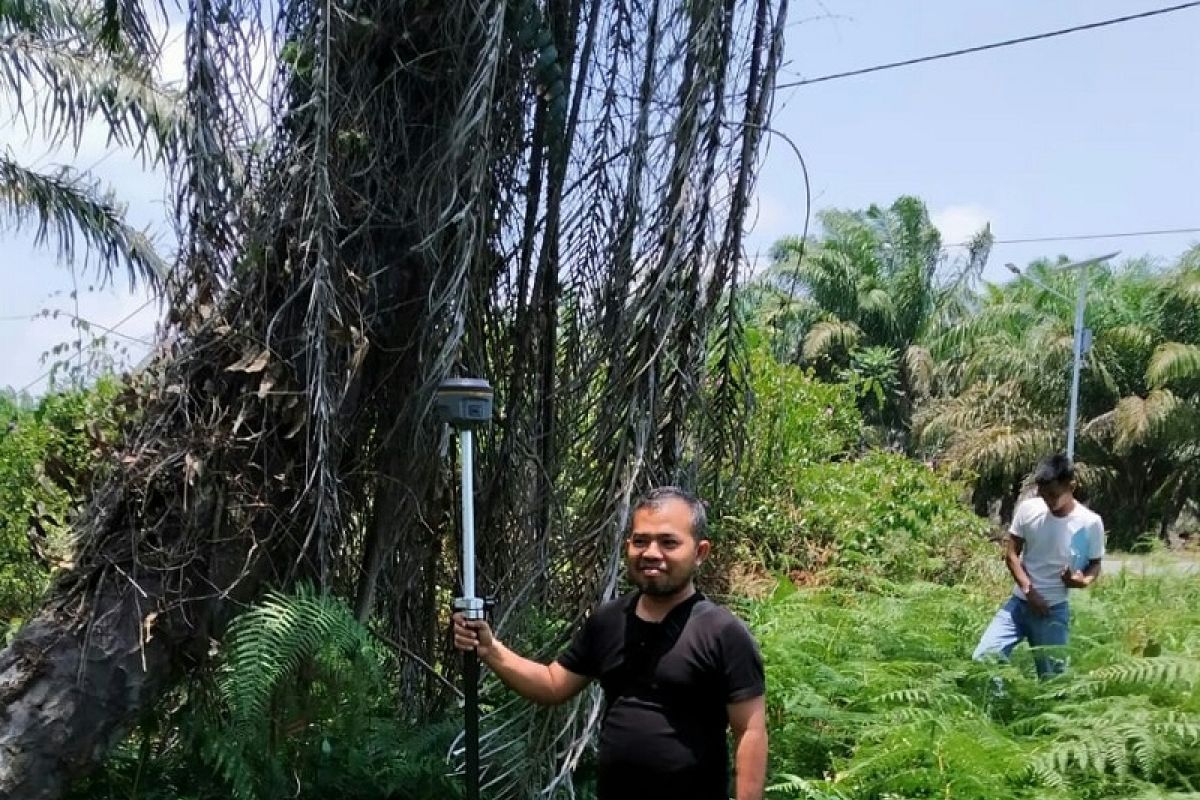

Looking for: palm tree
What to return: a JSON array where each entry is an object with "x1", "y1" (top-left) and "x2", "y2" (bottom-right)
[
  {"x1": 1, "y1": 0, "x2": 179, "y2": 293},
  {"x1": 0, "y1": 0, "x2": 788, "y2": 797},
  {"x1": 753, "y1": 195, "x2": 991, "y2": 446},
  {"x1": 921, "y1": 250, "x2": 1200, "y2": 541}
]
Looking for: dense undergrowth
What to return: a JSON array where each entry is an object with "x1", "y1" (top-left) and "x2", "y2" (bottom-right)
[
  {"x1": 62, "y1": 565, "x2": 1200, "y2": 800},
  {"x1": 756, "y1": 570, "x2": 1200, "y2": 800},
  {"x1": 12, "y1": 346, "x2": 1196, "y2": 799}
]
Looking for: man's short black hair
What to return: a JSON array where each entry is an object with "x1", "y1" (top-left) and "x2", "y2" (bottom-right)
[
  {"x1": 632, "y1": 486, "x2": 708, "y2": 541},
  {"x1": 1033, "y1": 453, "x2": 1075, "y2": 485}
]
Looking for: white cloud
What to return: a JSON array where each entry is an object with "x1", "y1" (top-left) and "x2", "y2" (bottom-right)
[{"x1": 932, "y1": 204, "x2": 994, "y2": 250}]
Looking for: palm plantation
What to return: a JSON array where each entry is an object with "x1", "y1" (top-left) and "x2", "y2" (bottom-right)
[
  {"x1": 755, "y1": 196, "x2": 991, "y2": 445},
  {"x1": 1, "y1": 0, "x2": 1198, "y2": 797},
  {"x1": 750, "y1": 192, "x2": 1199, "y2": 544},
  {"x1": 922, "y1": 250, "x2": 1200, "y2": 544}
]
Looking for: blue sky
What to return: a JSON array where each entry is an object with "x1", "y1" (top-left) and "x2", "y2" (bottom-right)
[
  {"x1": 745, "y1": 0, "x2": 1200, "y2": 272},
  {"x1": 3, "y1": 1, "x2": 1198, "y2": 391}
]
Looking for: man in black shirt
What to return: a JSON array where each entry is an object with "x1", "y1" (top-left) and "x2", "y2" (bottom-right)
[{"x1": 452, "y1": 487, "x2": 767, "y2": 800}]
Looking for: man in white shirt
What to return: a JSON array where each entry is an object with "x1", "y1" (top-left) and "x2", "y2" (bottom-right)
[{"x1": 973, "y1": 454, "x2": 1105, "y2": 678}]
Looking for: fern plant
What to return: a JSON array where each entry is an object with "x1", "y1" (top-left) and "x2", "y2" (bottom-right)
[
  {"x1": 65, "y1": 585, "x2": 464, "y2": 800},
  {"x1": 756, "y1": 573, "x2": 1200, "y2": 800}
]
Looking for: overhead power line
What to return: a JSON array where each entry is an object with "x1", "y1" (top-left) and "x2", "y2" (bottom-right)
[
  {"x1": 0, "y1": 310, "x2": 154, "y2": 343},
  {"x1": 15, "y1": 299, "x2": 157, "y2": 394},
  {"x1": 777, "y1": 2, "x2": 1200, "y2": 89},
  {"x1": 951, "y1": 226, "x2": 1200, "y2": 248},
  {"x1": 743, "y1": 226, "x2": 1200, "y2": 263}
]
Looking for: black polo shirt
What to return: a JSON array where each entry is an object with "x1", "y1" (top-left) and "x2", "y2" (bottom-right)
[{"x1": 556, "y1": 591, "x2": 765, "y2": 800}]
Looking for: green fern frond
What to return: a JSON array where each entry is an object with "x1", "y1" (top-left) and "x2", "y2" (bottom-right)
[
  {"x1": 766, "y1": 774, "x2": 849, "y2": 799},
  {"x1": 1040, "y1": 658, "x2": 1200, "y2": 700},
  {"x1": 208, "y1": 584, "x2": 386, "y2": 799}
]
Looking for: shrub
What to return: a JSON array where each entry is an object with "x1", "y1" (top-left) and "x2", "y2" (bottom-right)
[
  {"x1": 65, "y1": 586, "x2": 463, "y2": 800},
  {"x1": 0, "y1": 380, "x2": 124, "y2": 634},
  {"x1": 724, "y1": 451, "x2": 991, "y2": 586}
]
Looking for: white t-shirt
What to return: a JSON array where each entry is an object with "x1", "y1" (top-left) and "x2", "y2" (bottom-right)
[{"x1": 1009, "y1": 497, "x2": 1105, "y2": 607}]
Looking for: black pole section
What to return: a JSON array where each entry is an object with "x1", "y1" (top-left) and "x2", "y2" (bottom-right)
[{"x1": 464, "y1": 649, "x2": 481, "y2": 800}]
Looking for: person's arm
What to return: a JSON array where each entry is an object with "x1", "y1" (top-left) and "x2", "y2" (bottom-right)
[
  {"x1": 1005, "y1": 534, "x2": 1049, "y2": 615},
  {"x1": 1062, "y1": 518, "x2": 1105, "y2": 589},
  {"x1": 1062, "y1": 558, "x2": 1101, "y2": 588},
  {"x1": 728, "y1": 695, "x2": 768, "y2": 800},
  {"x1": 453, "y1": 615, "x2": 589, "y2": 706}
]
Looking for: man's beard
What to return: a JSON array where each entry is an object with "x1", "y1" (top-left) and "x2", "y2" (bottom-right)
[{"x1": 629, "y1": 562, "x2": 697, "y2": 596}]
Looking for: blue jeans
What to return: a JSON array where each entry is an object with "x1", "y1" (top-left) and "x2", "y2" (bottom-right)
[{"x1": 973, "y1": 596, "x2": 1070, "y2": 678}]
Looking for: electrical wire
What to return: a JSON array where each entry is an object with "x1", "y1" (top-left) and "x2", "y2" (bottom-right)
[
  {"x1": 777, "y1": 2, "x2": 1200, "y2": 89},
  {"x1": 14, "y1": 298, "x2": 157, "y2": 394},
  {"x1": 949, "y1": 226, "x2": 1200, "y2": 248}
]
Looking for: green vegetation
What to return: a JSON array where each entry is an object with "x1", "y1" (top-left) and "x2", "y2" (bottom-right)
[
  {"x1": 754, "y1": 196, "x2": 1200, "y2": 547},
  {"x1": 757, "y1": 573, "x2": 1200, "y2": 800},
  {"x1": 0, "y1": 381, "x2": 124, "y2": 636},
  {"x1": 921, "y1": 251, "x2": 1200, "y2": 547},
  {"x1": 65, "y1": 585, "x2": 461, "y2": 800},
  {"x1": 720, "y1": 334, "x2": 990, "y2": 585},
  {"x1": 3, "y1": 192, "x2": 1197, "y2": 798},
  {"x1": 755, "y1": 196, "x2": 991, "y2": 444}
]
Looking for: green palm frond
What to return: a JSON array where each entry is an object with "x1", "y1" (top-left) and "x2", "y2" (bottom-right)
[
  {"x1": 1102, "y1": 324, "x2": 1159, "y2": 356},
  {"x1": 0, "y1": 155, "x2": 166, "y2": 289},
  {"x1": 1147, "y1": 342, "x2": 1200, "y2": 388},
  {"x1": 916, "y1": 380, "x2": 1037, "y2": 442},
  {"x1": 0, "y1": 29, "x2": 182, "y2": 161},
  {"x1": 931, "y1": 300, "x2": 1036, "y2": 362},
  {"x1": 1081, "y1": 406, "x2": 1117, "y2": 440},
  {"x1": 858, "y1": 286, "x2": 897, "y2": 334},
  {"x1": 1164, "y1": 263, "x2": 1200, "y2": 307},
  {"x1": 768, "y1": 234, "x2": 811, "y2": 266},
  {"x1": 803, "y1": 249, "x2": 864, "y2": 320},
  {"x1": 944, "y1": 425, "x2": 1059, "y2": 481},
  {"x1": 803, "y1": 319, "x2": 861, "y2": 362},
  {"x1": 1109, "y1": 391, "x2": 1184, "y2": 452}
]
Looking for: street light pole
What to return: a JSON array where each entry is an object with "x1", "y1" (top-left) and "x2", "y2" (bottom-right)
[
  {"x1": 1005, "y1": 252, "x2": 1120, "y2": 461},
  {"x1": 1065, "y1": 266, "x2": 1089, "y2": 461}
]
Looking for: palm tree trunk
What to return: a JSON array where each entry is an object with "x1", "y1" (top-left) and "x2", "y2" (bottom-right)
[{"x1": 0, "y1": 589, "x2": 174, "y2": 800}]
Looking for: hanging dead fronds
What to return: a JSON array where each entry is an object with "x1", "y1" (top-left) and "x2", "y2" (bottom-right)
[{"x1": 0, "y1": 0, "x2": 786, "y2": 795}]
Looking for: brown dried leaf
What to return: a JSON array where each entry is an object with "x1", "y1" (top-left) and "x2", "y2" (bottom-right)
[
  {"x1": 244, "y1": 350, "x2": 270, "y2": 373},
  {"x1": 226, "y1": 348, "x2": 269, "y2": 373},
  {"x1": 142, "y1": 612, "x2": 159, "y2": 644}
]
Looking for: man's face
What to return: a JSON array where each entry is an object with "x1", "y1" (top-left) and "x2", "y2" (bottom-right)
[
  {"x1": 626, "y1": 499, "x2": 710, "y2": 597},
  {"x1": 1037, "y1": 479, "x2": 1075, "y2": 514}
]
